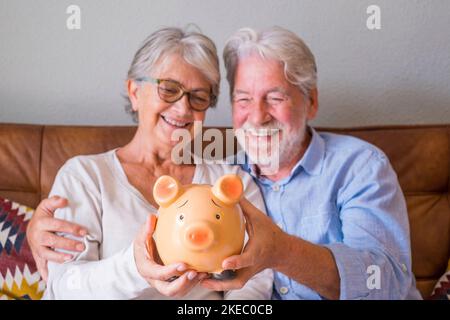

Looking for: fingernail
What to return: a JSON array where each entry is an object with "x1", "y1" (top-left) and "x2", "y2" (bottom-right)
[
  {"x1": 187, "y1": 271, "x2": 197, "y2": 280},
  {"x1": 64, "y1": 255, "x2": 72, "y2": 262},
  {"x1": 79, "y1": 229, "x2": 87, "y2": 236},
  {"x1": 223, "y1": 262, "x2": 234, "y2": 270},
  {"x1": 76, "y1": 243, "x2": 85, "y2": 251},
  {"x1": 177, "y1": 264, "x2": 187, "y2": 272}
]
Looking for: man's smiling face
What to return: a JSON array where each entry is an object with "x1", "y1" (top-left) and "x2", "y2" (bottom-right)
[{"x1": 231, "y1": 54, "x2": 317, "y2": 170}]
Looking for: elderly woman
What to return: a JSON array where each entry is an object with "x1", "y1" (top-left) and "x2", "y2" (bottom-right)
[{"x1": 27, "y1": 27, "x2": 272, "y2": 299}]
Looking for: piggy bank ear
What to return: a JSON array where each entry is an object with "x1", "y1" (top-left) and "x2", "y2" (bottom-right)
[
  {"x1": 212, "y1": 174, "x2": 244, "y2": 205},
  {"x1": 153, "y1": 175, "x2": 182, "y2": 208}
]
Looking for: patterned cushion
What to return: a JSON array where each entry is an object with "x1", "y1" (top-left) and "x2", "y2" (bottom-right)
[
  {"x1": 0, "y1": 197, "x2": 45, "y2": 300},
  {"x1": 429, "y1": 260, "x2": 450, "y2": 300}
]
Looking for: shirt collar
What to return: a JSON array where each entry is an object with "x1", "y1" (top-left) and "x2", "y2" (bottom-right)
[{"x1": 292, "y1": 126, "x2": 325, "y2": 177}]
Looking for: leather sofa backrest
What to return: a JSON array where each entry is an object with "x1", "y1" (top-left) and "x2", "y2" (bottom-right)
[{"x1": 1, "y1": 123, "x2": 449, "y2": 298}]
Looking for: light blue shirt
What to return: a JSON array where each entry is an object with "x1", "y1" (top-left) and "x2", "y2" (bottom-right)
[{"x1": 239, "y1": 127, "x2": 422, "y2": 300}]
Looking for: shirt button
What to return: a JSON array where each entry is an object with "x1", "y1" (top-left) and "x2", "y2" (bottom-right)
[
  {"x1": 272, "y1": 184, "x2": 280, "y2": 191},
  {"x1": 279, "y1": 287, "x2": 289, "y2": 295},
  {"x1": 401, "y1": 264, "x2": 408, "y2": 273}
]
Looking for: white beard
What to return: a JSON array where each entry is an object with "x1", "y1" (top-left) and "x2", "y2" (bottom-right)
[{"x1": 235, "y1": 118, "x2": 307, "y2": 175}]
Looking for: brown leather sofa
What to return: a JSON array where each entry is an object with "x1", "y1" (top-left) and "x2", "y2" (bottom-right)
[{"x1": 1, "y1": 122, "x2": 449, "y2": 299}]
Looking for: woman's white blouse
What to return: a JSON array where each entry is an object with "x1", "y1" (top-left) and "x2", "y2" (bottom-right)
[{"x1": 43, "y1": 149, "x2": 273, "y2": 300}]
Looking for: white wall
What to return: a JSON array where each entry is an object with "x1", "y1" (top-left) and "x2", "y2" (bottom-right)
[{"x1": 1, "y1": 0, "x2": 449, "y2": 127}]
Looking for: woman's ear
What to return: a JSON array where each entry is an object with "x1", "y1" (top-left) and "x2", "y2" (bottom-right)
[
  {"x1": 212, "y1": 174, "x2": 244, "y2": 206},
  {"x1": 153, "y1": 175, "x2": 183, "y2": 208},
  {"x1": 127, "y1": 79, "x2": 139, "y2": 112}
]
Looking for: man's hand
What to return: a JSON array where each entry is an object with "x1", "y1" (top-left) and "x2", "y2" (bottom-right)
[
  {"x1": 200, "y1": 197, "x2": 341, "y2": 299},
  {"x1": 200, "y1": 197, "x2": 287, "y2": 291},
  {"x1": 26, "y1": 196, "x2": 88, "y2": 281}
]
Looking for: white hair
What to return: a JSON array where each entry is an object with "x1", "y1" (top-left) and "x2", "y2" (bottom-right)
[
  {"x1": 125, "y1": 26, "x2": 220, "y2": 122},
  {"x1": 223, "y1": 26, "x2": 317, "y2": 98}
]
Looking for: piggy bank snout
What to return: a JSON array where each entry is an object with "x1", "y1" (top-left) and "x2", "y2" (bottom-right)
[{"x1": 183, "y1": 223, "x2": 214, "y2": 251}]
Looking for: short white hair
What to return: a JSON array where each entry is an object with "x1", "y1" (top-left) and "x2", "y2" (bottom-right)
[
  {"x1": 223, "y1": 26, "x2": 317, "y2": 98},
  {"x1": 125, "y1": 27, "x2": 220, "y2": 122}
]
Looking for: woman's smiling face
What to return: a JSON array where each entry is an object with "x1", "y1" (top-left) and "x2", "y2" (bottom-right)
[{"x1": 129, "y1": 54, "x2": 212, "y2": 147}]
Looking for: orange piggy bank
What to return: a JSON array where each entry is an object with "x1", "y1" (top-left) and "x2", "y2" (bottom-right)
[{"x1": 150, "y1": 174, "x2": 246, "y2": 277}]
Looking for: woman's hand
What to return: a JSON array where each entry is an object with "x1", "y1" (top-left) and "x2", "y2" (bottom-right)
[
  {"x1": 134, "y1": 215, "x2": 208, "y2": 297},
  {"x1": 26, "y1": 196, "x2": 88, "y2": 281}
]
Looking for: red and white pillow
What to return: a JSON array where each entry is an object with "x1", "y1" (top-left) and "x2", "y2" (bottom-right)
[
  {"x1": 429, "y1": 261, "x2": 450, "y2": 300},
  {"x1": 0, "y1": 197, "x2": 44, "y2": 300}
]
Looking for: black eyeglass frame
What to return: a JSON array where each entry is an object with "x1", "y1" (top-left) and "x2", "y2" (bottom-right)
[{"x1": 136, "y1": 77, "x2": 217, "y2": 111}]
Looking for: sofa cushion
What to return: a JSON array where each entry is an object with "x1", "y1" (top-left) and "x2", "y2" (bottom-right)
[
  {"x1": 40, "y1": 126, "x2": 135, "y2": 198},
  {"x1": 0, "y1": 124, "x2": 42, "y2": 208},
  {"x1": 0, "y1": 197, "x2": 44, "y2": 299}
]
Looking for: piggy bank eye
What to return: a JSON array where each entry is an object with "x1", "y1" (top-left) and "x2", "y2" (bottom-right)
[
  {"x1": 215, "y1": 213, "x2": 221, "y2": 220},
  {"x1": 178, "y1": 214, "x2": 184, "y2": 221}
]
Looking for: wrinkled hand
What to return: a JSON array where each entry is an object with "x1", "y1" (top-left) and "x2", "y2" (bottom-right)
[
  {"x1": 201, "y1": 197, "x2": 285, "y2": 291},
  {"x1": 134, "y1": 214, "x2": 208, "y2": 297},
  {"x1": 26, "y1": 196, "x2": 88, "y2": 281}
]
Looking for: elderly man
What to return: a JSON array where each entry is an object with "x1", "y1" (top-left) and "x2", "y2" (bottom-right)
[
  {"x1": 199, "y1": 26, "x2": 421, "y2": 300},
  {"x1": 27, "y1": 26, "x2": 421, "y2": 300}
]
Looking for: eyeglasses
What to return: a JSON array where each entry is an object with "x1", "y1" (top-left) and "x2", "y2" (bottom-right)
[{"x1": 136, "y1": 77, "x2": 216, "y2": 112}]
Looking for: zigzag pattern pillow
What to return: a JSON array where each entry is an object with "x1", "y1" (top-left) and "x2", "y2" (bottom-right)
[
  {"x1": 0, "y1": 197, "x2": 45, "y2": 299},
  {"x1": 429, "y1": 260, "x2": 450, "y2": 300}
]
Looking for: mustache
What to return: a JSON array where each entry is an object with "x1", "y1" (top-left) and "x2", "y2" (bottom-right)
[{"x1": 240, "y1": 121, "x2": 285, "y2": 131}]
